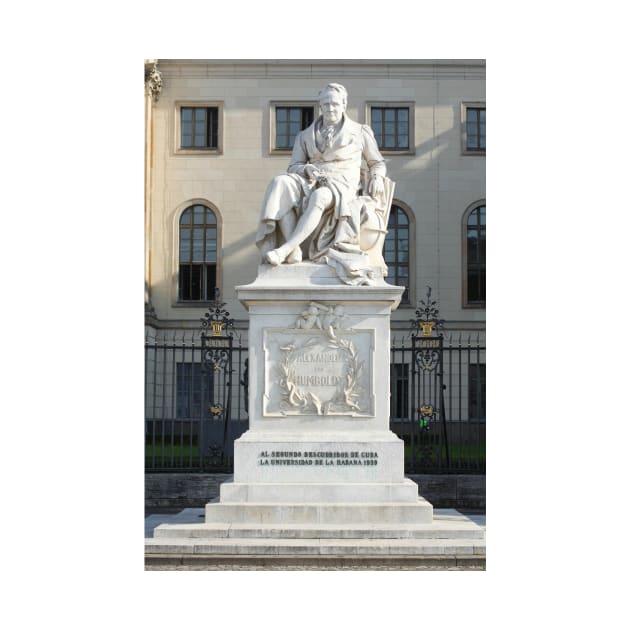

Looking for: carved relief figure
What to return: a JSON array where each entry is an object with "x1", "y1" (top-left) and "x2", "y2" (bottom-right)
[
  {"x1": 255, "y1": 83, "x2": 395, "y2": 285},
  {"x1": 294, "y1": 302, "x2": 347, "y2": 338},
  {"x1": 295, "y1": 303, "x2": 323, "y2": 330}
]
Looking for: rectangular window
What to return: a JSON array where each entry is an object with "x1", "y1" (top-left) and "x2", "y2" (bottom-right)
[
  {"x1": 468, "y1": 363, "x2": 486, "y2": 420},
  {"x1": 461, "y1": 103, "x2": 486, "y2": 154},
  {"x1": 276, "y1": 106, "x2": 314, "y2": 149},
  {"x1": 176, "y1": 363, "x2": 203, "y2": 418},
  {"x1": 270, "y1": 102, "x2": 316, "y2": 153},
  {"x1": 181, "y1": 107, "x2": 218, "y2": 149},
  {"x1": 367, "y1": 102, "x2": 415, "y2": 154},
  {"x1": 176, "y1": 102, "x2": 223, "y2": 154},
  {"x1": 371, "y1": 107, "x2": 409, "y2": 150},
  {"x1": 390, "y1": 363, "x2": 410, "y2": 420},
  {"x1": 178, "y1": 264, "x2": 216, "y2": 301}
]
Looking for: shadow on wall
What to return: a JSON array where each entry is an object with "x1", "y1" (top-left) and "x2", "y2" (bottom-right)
[{"x1": 221, "y1": 229, "x2": 258, "y2": 267}]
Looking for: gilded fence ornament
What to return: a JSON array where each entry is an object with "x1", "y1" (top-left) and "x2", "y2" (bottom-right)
[
  {"x1": 199, "y1": 289, "x2": 235, "y2": 338},
  {"x1": 410, "y1": 286, "x2": 445, "y2": 338}
]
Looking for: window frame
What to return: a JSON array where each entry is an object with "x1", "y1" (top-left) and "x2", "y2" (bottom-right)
[
  {"x1": 365, "y1": 101, "x2": 415, "y2": 155},
  {"x1": 174, "y1": 101, "x2": 223, "y2": 155},
  {"x1": 462, "y1": 200, "x2": 486, "y2": 309},
  {"x1": 171, "y1": 200, "x2": 222, "y2": 307},
  {"x1": 461, "y1": 102, "x2": 486, "y2": 155},
  {"x1": 269, "y1": 101, "x2": 318, "y2": 155}
]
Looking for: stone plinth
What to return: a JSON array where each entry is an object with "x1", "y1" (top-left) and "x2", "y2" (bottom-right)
[
  {"x1": 143, "y1": 264, "x2": 487, "y2": 566},
  {"x1": 202, "y1": 263, "x2": 434, "y2": 527}
]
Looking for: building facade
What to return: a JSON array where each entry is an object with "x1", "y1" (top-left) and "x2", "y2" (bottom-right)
[
  {"x1": 144, "y1": 59, "x2": 485, "y2": 337},
  {"x1": 144, "y1": 59, "x2": 485, "y2": 471}
]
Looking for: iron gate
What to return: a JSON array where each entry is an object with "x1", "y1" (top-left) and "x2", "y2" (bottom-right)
[{"x1": 144, "y1": 293, "x2": 248, "y2": 472}]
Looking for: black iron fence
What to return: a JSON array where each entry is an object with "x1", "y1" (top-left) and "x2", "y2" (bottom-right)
[
  {"x1": 389, "y1": 333, "x2": 485, "y2": 473},
  {"x1": 145, "y1": 330, "x2": 485, "y2": 474}
]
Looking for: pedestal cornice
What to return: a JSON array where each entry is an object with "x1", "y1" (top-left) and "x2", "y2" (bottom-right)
[{"x1": 236, "y1": 264, "x2": 404, "y2": 310}]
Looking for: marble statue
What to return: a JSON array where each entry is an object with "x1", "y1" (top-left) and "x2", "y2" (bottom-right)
[{"x1": 255, "y1": 83, "x2": 395, "y2": 285}]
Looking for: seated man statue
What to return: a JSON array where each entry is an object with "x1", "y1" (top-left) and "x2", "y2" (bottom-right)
[{"x1": 255, "y1": 82, "x2": 394, "y2": 285}]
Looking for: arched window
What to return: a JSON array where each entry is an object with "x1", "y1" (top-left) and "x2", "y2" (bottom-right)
[
  {"x1": 178, "y1": 204, "x2": 218, "y2": 301},
  {"x1": 384, "y1": 203, "x2": 411, "y2": 304},
  {"x1": 464, "y1": 202, "x2": 486, "y2": 306}
]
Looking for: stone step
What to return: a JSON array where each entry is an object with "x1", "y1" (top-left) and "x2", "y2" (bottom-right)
[
  {"x1": 204, "y1": 500, "x2": 434, "y2": 524},
  {"x1": 219, "y1": 480, "x2": 420, "y2": 503},
  {"x1": 145, "y1": 536, "x2": 486, "y2": 556},
  {"x1": 153, "y1": 521, "x2": 484, "y2": 540}
]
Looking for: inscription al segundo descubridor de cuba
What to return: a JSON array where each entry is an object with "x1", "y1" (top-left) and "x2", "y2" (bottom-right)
[{"x1": 257, "y1": 450, "x2": 379, "y2": 467}]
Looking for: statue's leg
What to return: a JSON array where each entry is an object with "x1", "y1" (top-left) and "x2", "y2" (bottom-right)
[
  {"x1": 265, "y1": 187, "x2": 333, "y2": 265},
  {"x1": 277, "y1": 210, "x2": 302, "y2": 263},
  {"x1": 258, "y1": 175, "x2": 303, "y2": 256}
]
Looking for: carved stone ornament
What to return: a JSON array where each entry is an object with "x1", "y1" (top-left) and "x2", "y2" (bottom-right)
[
  {"x1": 263, "y1": 328, "x2": 374, "y2": 417},
  {"x1": 294, "y1": 302, "x2": 346, "y2": 337},
  {"x1": 144, "y1": 62, "x2": 162, "y2": 102}
]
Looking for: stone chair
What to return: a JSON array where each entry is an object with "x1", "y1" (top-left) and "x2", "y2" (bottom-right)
[{"x1": 356, "y1": 175, "x2": 396, "y2": 276}]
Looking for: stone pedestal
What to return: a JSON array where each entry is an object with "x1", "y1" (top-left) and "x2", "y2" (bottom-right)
[
  {"x1": 206, "y1": 263, "x2": 433, "y2": 526},
  {"x1": 147, "y1": 265, "x2": 486, "y2": 565}
]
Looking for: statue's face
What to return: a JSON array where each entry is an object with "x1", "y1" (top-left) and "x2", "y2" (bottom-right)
[{"x1": 319, "y1": 90, "x2": 346, "y2": 126}]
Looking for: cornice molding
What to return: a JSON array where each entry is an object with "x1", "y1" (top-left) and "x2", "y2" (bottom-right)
[{"x1": 156, "y1": 59, "x2": 485, "y2": 81}]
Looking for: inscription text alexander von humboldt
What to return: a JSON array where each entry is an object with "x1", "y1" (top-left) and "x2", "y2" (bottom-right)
[{"x1": 263, "y1": 329, "x2": 374, "y2": 417}]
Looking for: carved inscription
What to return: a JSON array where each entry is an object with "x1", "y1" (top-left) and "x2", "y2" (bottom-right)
[
  {"x1": 257, "y1": 450, "x2": 379, "y2": 466},
  {"x1": 263, "y1": 329, "x2": 374, "y2": 417}
]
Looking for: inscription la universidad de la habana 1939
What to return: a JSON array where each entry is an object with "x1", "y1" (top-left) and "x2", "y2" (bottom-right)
[{"x1": 257, "y1": 450, "x2": 379, "y2": 466}]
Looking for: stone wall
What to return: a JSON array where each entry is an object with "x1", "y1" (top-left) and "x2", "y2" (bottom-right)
[
  {"x1": 408, "y1": 474, "x2": 485, "y2": 511},
  {"x1": 145, "y1": 473, "x2": 485, "y2": 511}
]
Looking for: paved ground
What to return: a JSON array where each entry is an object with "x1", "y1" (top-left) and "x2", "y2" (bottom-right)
[{"x1": 145, "y1": 508, "x2": 486, "y2": 538}]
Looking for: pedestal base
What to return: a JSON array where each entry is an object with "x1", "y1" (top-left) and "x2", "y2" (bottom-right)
[
  {"x1": 146, "y1": 508, "x2": 485, "y2": 570},
  {"x1": 219, "y1": 479, "x2": 420, "y2": 503},
  {"x1": 212, "y1": 429, "x2": 434, "y2": 525},
  {"x1": 205, "y1": 496, "x2": 434, "y2": 525}
]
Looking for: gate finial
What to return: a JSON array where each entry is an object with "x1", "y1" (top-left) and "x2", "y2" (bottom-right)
[
  {"x1": 410, "y1": 286, "x2": 445, "y2": 338},
  {"x1": 200, "y1": 288, "x2": 235, "y2": 337}
]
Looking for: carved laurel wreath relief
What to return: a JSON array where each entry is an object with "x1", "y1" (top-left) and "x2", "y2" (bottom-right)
[
  {"x1": 277, "y1": 334, "x2": 364, "y2": 415},
  {"x1": 263, "y1": 304, "x2": 374, "y2": 417}
]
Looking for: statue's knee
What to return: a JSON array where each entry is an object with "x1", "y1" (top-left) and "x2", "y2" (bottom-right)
[
  {"x1": 272, "y1": 174, "x2": 292, "y2": 188},
  {"x1": 312, "y1": 187, "x2": 333, "y2": 209}
]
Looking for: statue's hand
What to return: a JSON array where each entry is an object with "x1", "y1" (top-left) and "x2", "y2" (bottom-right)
[
  {"x1": 304, "y1": 164, "x2": 321, "y2": 181},
  {"x1": 369, "y1": 175, "x2": 385, "y2": 198}
]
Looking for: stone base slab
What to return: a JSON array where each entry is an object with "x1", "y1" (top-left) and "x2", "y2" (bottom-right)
[
  {"x1": 145, "y1": 555, "x2": 485, "y2": 571},
  {"x1": 146, "y1": 509, "x2": 485, "y2": 569},
  {"x1": 203, "y1": 498, "x2": 434, "y2": 525},
  {"x1": 146, "y1": 536, "x2": 484, "y2": 556},
  {"x1": 219, "y1": 479, "x2": 420, "y2": 503},
  {"x1": 153, "y1": 521, "x2": 484, "y2": 541}
]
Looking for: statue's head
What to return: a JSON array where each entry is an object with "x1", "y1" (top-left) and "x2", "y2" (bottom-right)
[{"x1": 319, "y1": 83, "x2": 347, "y2": 126}]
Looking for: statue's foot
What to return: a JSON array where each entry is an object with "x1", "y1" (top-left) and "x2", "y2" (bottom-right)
[
  {"x1": 265, "y1": 248, "x2": 286, "y2": 266},
  {"x1": 286, "y1": 247, "x2": 302, "y2": 264}
]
